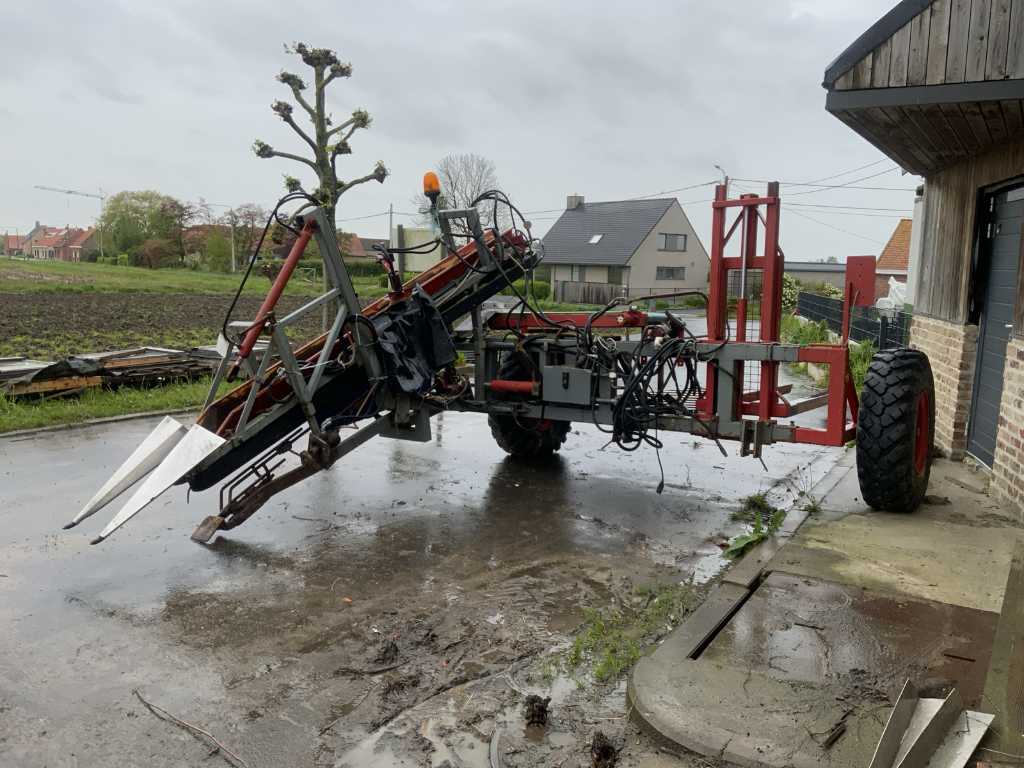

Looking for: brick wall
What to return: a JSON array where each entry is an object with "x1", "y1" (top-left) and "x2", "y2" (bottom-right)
[
  {"x1": 909, "y1": 315, "x2": 978, "y2": 459},
  {"x1": 992, "y1": 338, "x2": 1024, "y2": 511}
]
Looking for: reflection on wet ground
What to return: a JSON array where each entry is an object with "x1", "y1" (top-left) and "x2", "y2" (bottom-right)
[{"x1": 1, "y1": 402, "x2": 838, "y2": 766}]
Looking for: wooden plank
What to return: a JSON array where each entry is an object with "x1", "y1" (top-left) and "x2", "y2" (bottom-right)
[
  {"x1": 834, "y1": 109, "x2": 926, "y2": 174},
  {"x1": 853, "y1": 53, "x2": 874, "y2": 89},
  {"x1": 872, "y1": 37, "x2": 893, "y2": 88},
  {"x1": 987, "y1": 0, "x2": 1012, "y2": 79},
  {"x1": 927, "y1": 0, "x2": 953, "y2": 84},
  {"x1": 904, "y1": 104, "x2": 957, "y2": 167},
  {"x1": 947, "y1": 0, "x2": 974, "y2": 82},
  {"x1": 861, "y1": 106, "x2": 937, "y2": 172},
  {"x1": 981, "y1": 539, "x2": 1024, "y2": 755},
  {"x1": 921, "y1": 103, "x2": 968, "y2": 163},
  {"x1": 962, "y1": 100, "x2": 995, "y2": 145},
  {"x1": 941, "y1": 102, "x2": 982, "y2": 152},
  {"x1": 1009, "y1": 0, "x2": 1024, "y2": 77},
  {"x1": 6, "y1": 375, "x2": 104, "y2": 396},
  {"x1": 887, "y1": 105, "x2": 942, "y2": 161},
  {"x1": 966, "y1": 0, "x2": 994, "y2": 81},
  {"x1": 835, "y1": 68, "x2": 854, "y2": 91},
  {"x1": 981, "y1": 100, "x2": 1010, "y2": 142},
  {"x1": 1002, "y1": 99, "x2": 1024, "y2": 135},
  {"x1": 908, "y1": 5, "x2": 933, "y2": 85},
  {"x1": 889, "y1": 21, "x2": 913, "y2": 86}
]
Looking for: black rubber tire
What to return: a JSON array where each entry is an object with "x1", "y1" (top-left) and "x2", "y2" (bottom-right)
[
  {"x1": 488, "y1": 350, "x2": 570, "y2": 459},
  {"x1": 856, "y1": 348, "x2": 935, "y2": 513}
]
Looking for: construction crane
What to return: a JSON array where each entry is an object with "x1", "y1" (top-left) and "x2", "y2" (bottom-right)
[
  {"x1": 33, "y1": 185, "x2": 106, "y2": 258},
  {"x1": 64, "y1": 175, "x2": 936, "y2": 545}
]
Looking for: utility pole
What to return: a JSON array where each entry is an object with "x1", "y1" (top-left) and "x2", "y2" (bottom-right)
[
  {"x1": 713, "y1": 164, "x2": 729, "y2": 196},
  {"x1": 34, "y1": 185, "x2": 106, "y2": 258}
]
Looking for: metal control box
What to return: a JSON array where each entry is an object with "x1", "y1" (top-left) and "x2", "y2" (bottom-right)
[{"x1": 542, "y1": 365, "x2": 594, "y2": 405}]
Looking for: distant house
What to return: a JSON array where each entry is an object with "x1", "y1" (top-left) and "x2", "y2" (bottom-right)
[
  {"x1": 2, "y1": 234, "x2": 24, "y2": 255},
  {"x1": 340, "y1": 233, "x2": 389, "y2": 264},
  {"x1": 875, "y1": 218, "x2": 912, "y2": 297},
  {"x1": 23, "y1": 222, "x2": 63, "y2": 257},
  {"x1": 29, "y1": 227, "x2": 94, "y2": 261},
  {"x1": 68, "y1": 228, "x2": 98, "y2": 261},
  {"x1": 541, "y1": 195, "x2": 709, "y2": 303},
  {"x1": 31, "y1": 228, "x2": 70, "y2": 259},
  {"x1": 783, "y1": 261, "x2": 848, "y2": 289}
]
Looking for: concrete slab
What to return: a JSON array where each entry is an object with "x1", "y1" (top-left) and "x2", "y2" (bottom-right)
[
  {"x1": 772, "y1": 513, "x2": 1019, "y2": 613},
  {"x1": 702, "y1": 572, "x2": 997, "y2": 709},
  {"x1": 630, "y1": 657, "x2": 884, "y2": 767}
]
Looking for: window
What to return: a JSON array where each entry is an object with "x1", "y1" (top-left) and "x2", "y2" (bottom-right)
[
  {"x1": 658, "y1": 233, "x2": 687, "y2": 252},
  {"x1": 588, "y1": 234, "x2": 603, "y2": 244},
  {"x1": 571, "y1": 265, "x2": 587, "y2": 282},
  {"x1": 656, "y1": 266, "x2": 686, "y2": 281},
  {"x1": 607, "y1": 266, "x2": 624, "y2": 285}
]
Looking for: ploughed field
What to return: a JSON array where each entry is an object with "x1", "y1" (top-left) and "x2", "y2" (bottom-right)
[{"x1": 0, "y1": 292, "x2": 326, "y2": 360}]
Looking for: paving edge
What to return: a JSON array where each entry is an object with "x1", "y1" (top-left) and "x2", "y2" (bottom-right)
[
  {"x1": 0, "y1": 408, "x2": 197, "y2": 440},
  {"x1": 629, "y1": 446, "x2": 859, "y2": 760}
]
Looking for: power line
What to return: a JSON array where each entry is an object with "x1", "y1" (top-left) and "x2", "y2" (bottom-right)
[
  {"x1": 801, "y1": 158, "x2": 889, "y2": 185},
  {"x1": 625, "y1": 180, "x2": 719, "y2": 200},
  {"x1": 786, "y1": 207, "x2": 885, "y2": 246},
  {"x1": 782, "y1": 166, "x2": 901, "y2": 197},
  {"x1": 788, "y1": 202, "x2": 912, "y2": 212},
  {"x1": 732, "y1": 175, "x2": 914, "y2": 192}
]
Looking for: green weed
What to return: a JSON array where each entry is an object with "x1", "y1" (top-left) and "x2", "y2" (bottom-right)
[
  {"x1": 565, "y1": 582, "x2": 696, "y2": 683},
  {"x1": 724, "y1": 494, "x2": 786, "y2": 559}
]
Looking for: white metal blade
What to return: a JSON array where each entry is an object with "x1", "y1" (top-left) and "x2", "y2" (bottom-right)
[
  {"x1": 64, "y1": 416, "x2": 188, "y2": 529},
  {"x1": 90, "y1": 425, "x2": 225, "y2": 544}
]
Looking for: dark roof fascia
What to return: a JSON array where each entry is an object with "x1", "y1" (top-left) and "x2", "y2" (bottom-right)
[
  {"x1": 822, "y1": 0, "x2": 933, "y2": 88},
  {"x1": 826, "y1": 78, "x2": 1024, "y2": 111}
]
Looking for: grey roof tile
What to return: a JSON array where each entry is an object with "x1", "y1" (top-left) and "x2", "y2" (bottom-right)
[{"x1": 540, "y1": 198, "x2": 674, "y2": 266}]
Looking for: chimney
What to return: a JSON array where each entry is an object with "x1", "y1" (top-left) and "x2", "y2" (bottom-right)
[{"x1": 566, "y1": 194, "x2": 584, "y2": 210}]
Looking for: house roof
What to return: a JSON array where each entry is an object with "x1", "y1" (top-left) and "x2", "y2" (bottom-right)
[
  {"x1": 5, "y1": 235, "x2": 22, "y2": 249},
  {"x1": 877, "y1": 219, "x2": 912, "y2": 271},
  {"x1": 540, "y1": 198, "x2": 676, "y2": 266},
  {"x1": 68, "y1": 228, "x2": 95, "y2": 248},
  {"x1": 340, "y1": 234, "x2": 388, "y2": 258},
  {"x1": 36, "y1": 229, "x2": 70, "y2": 248},
  {"x1": 784, "y1": 262, "x2": 847, "y2": 273},
  {"x1": 822, "y1": 0, "x2": 931, "y2": 88}
]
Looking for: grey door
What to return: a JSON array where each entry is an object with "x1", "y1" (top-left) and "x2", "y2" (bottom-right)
[{"x1": 967, "y1": 185, "x2": 1024, "y2": 466}]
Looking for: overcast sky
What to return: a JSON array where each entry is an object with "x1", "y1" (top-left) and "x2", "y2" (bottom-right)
[{"x1": 3, "y1": 0, "x2": 920, "y2": 262}]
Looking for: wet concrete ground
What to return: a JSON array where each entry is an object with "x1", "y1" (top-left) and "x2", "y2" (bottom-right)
[{"x1": 1, "y1": 398, "x2": 838, "y2": 767}]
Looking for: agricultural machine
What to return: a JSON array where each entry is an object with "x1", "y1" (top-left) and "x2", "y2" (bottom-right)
[{"x1": 64, "y1": 178, "x2": 935, "y2": 545}]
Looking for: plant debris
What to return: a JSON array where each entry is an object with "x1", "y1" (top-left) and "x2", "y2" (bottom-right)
[
  {"x1": 523, "y1": 694, "x2": 551, "y2": 726},
  {"x1": 590, "y1": 730, "x2": 617, "y2": 767}
]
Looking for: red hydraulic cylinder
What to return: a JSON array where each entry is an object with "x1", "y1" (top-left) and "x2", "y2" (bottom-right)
[
  {"x1": 236, "y1": 218, "x2": 317, "y2": 362},
  {"x1": 488, "y1": 379, "x2": 537, "y2": 396}
]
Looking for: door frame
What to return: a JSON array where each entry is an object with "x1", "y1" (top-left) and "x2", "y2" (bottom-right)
[{"x1": 966, "y1": 176, "x2": 1024, "y2": 466}]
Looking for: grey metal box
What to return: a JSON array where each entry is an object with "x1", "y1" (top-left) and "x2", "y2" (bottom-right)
[{"x1": 542, "y1": 366, "x2": 593, "y2": 405}]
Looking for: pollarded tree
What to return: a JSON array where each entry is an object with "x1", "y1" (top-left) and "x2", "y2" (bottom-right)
[{"x1": 254, "y1": 43, "x2": 387, "y2": 227}]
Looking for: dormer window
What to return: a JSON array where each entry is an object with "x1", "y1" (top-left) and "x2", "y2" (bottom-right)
[{"x1": 589, "y1": 234, "x2": 603, "y2": 244}]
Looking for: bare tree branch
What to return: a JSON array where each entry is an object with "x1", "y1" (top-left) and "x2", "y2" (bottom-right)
[{"x1": 340, "y1": 162, "x2": 388, "y2": 195}]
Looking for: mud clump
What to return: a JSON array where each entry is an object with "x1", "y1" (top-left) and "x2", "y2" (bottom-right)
[
  {"x1": 374, "y1": 639, "x2": 400, "y2": 665},
  {"x1": 523, "y1": 694, "x2": 551, "y2": 726},
  {"x1": 590, "y1": 730, "x2": 617, "y2": 767}
]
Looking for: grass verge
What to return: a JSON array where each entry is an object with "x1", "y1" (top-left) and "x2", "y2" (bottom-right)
[
  {"x1": 0, "y1": 378, "x2": 231, "y2": 434},
  {"x1": 565, "y1": 582, "x2": 697, "y2": 682}
]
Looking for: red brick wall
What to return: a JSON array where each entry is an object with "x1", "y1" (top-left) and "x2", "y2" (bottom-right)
[
  {"x1": 909, "y1": 315, "x2": 978, "y2": 459},
  {"x1": 992, "y1": 338, "x2": 1024, "y2": 512}
]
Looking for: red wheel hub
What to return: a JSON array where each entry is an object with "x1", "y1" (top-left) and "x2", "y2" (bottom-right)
[{"x1": 914, "y1": 391, "x2": 930, "y2": 475}]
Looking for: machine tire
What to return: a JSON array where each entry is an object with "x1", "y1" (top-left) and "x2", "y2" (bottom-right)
[
  {"x1": 856, "y1": 348, "x2": 935, "y2": 513},
  {"x1": 488, "y1": 351, "x2": 570, "y2": 460}
]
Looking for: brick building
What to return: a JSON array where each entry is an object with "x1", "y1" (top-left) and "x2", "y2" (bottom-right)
[{"x1": 824, "y1": 0, "x2": 1024, "y2": 510}]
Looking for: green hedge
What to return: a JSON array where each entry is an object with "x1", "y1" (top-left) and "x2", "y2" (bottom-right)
[{"x1": 499, "y1": 279, "x2": 549, "y2": 300}]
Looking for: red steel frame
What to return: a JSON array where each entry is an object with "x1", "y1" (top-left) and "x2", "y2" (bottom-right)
[{"x1": 699, "y1": 182, "x2": 859, "y2": 447}]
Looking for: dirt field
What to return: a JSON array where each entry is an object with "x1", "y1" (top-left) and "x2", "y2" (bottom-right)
[{"x1": 0, "y1": 292, "x2": 326, "y2": 360}]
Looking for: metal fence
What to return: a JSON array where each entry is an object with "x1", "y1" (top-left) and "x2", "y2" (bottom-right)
[
  {"x1": 552, "y1": 280, "x2": 627, "y2": 305},
  {"x1": 795, "y1": 292, "x2": 911, "y2": 350}
]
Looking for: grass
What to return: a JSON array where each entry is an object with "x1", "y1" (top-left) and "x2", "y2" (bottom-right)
[
  {"x1": 0, "y1": 256, "x2": 385, "y2": 297},
  {"x1": 0, "y1": 378, "x2": 231, "y2": 434},
  {"x1": 724, "y1": 493, "x2": 786, "y2": 559},
  {"x1": 565, "y1": 582, "x2": 696, "y2": 682}
]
